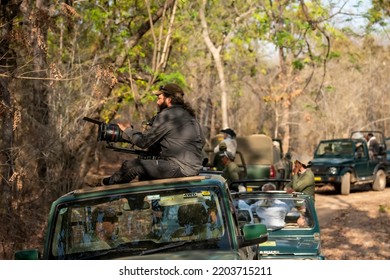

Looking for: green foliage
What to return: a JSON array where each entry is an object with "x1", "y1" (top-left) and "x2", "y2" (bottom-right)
[
  {"x1": 292, "y1": 59, "x2": 304, "y2": 71},
  {"x1": 367, "y1": 0, "x2": 390, "y2": 26},
  {"x1": 156, "y1": 72, "x2": 187, "y2": 90},
  {"x1": 328, "y1": 51, "x2": 341, "y2": 59}
]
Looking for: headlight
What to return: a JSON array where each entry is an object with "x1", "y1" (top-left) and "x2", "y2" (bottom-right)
[{"x1": 328, "y1": 167, "x2": 337, "y2": 174}]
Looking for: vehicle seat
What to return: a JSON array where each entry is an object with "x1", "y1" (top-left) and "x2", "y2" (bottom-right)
[{"x1": 284, "y1": 211, "x2": 300, "y2": 224}]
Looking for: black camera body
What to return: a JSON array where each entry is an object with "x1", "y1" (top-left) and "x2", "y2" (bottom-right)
[
  {"x1": 83, "y1": 117, "x2": 130, "y2": 143},
  {"x1": 83, "y1": 117, "x2": 155, "y2": 156}
]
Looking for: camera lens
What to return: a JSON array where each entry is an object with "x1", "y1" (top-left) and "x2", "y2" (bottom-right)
[{"x1": 105, "y1": 124, "x2": 122, "y2": 142}]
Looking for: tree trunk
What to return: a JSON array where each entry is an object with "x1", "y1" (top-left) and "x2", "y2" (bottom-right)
[
  {"x1": 199, "y1": 0, "x2": 229, "y2": 129},
  {"x1": 24, "y1": 1, "x2": 51, "y2": 204},
  {"x1": 0, "y1": 0, "x2": 19, "y2": 215},
  {"x1": 0, "y1": 79, "x2": 13, "y2": 215}
]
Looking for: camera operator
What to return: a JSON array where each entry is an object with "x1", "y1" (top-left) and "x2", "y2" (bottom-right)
[{"x1": 101, "y1": 83, "x2": 205, "y2": 185}]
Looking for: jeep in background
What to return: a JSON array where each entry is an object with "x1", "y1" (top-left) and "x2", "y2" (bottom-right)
[
  {"x1": 15, "y1": 175, "x2": 268, "y2": 260},
  {"x1": 205, "y1": 134, "x2": 273, "y2": 180},
  {"x1": 206, "y1": 135, "x2": 292, "y2": 189},
  {"x1": 235, "y1": 134, "x2": 276, "y2": 179},
  {"x1": 231, "y1": 180, "x2": 324, "y2": 260},
  {"x1": 310, "y1": 131, "x2": 389, "y2": 195}
]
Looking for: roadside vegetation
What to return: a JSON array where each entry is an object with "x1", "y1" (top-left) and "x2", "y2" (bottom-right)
[{"x1": 0, "y1": 0, "x2": 389, "y2": 259}]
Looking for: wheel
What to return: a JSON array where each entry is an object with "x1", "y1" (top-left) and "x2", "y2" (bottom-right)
[
  {"x1": 341, "y1": 172, "x2": 351, "y2": 195},
  {"x1": 372, "y1": 169, "x2": 386, "y2": 191}
]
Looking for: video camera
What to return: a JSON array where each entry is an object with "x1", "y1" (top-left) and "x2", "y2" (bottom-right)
[
  {"x1": 83, "y1": 117, "x2": 152, "y2": 156},
  {"x1": 83, "y1": 117, "x2": 128, "y2": 143}
]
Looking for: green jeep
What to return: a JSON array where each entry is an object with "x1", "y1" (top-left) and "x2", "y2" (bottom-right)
[
  {"x1": 231, "y1": 179, "x2": 324, "y2": 260},
  {"x1": 310, "y1": 131, "x2": 389, "y2": 195},
  {"x1": 208, "y1": 134, "x2": 279, "y2": 181},
  {"x1": 15, "y1": 175, "x2": 267, "y2": 260}
]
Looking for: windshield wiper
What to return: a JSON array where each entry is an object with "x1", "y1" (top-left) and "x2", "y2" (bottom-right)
[
  {"x1": 139, "y1": 238, "x2": 219, "y2": 256},
  {"x1": 139, "y1": 241, "x2": 189, "y2": 256},
  {"x1": 79, "y1": 246, "x2": 148, "y2": 260}
]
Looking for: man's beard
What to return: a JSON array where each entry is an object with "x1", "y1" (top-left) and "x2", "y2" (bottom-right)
[{"x1": 158, "y1": 101, "x2": 168, "y2": 112}]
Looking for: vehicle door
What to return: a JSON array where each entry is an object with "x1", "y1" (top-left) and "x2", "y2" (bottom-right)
[{"x1": 353, "y1": 141, "x2": 372, "y2": 179}]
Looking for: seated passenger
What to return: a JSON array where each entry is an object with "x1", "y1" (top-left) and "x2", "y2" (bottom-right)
[
  {"x1": 172, "y1": 203, "x2": 223, "y2": 240},
  {"x1": 204, "y1": 205, "x2": 223, "y2": 239},
  {"x1": 262, "y1": 183, "x2": 277, "y2": 191},
  {"x1": 295, "y1": 203, "x2": 310, "y2": 228},
  {"x1": 324, "y1": 145, "x2": 332, "y2": 155},
  {"x1": 89, "y1": 206, "x2": 126, "y2": 249},
  {"x1": 297, "y1": 215, "x2": 309, "y2": 227},
  {"x1": 172, "y1": 204, "x2": 208, "y2": 238},
  {"x1": 250, "y1": 196, "x2": 293, "y2": 229}
]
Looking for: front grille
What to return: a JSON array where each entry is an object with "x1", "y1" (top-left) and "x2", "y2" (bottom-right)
[{"x1": 311, "y1": 165, "x2": 328, "y2": 175}]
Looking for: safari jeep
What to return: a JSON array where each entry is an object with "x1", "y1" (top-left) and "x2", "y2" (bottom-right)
[
  {"x1": 15, "y1": 175, "x2": 267, "y2": 260},
  {"x1": 310, "y1": 131, "x2": 389, "y2": 195},
  {"x1": 231, "y1": 179, "x2": 324, "y2": 260},
  {"x1": 208, "y1": 134, "x2": 281, "y2": 181}
]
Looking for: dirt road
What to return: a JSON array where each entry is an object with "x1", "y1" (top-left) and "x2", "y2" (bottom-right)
[{"x1": 315, "y1": 186, "x2": 390, "y2": 260}]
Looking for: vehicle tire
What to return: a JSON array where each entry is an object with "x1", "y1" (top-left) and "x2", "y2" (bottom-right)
[
  {"x1": 341, "y1": 173, "x2": 351, "y2": 195},
  {"x1": 372, "y1": 169, "x2": 386, "y2": 191}
]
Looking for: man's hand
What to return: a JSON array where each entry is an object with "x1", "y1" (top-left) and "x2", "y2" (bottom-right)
[
  {"x1": 118, "y1": 122, "x2": 131, "y2": 131},
  {"x1": 292, "y1": 161, "x2": 301, "y2": 175},
  {"x1": 285, "y1": 187, "x2": 294, "y2": 194}
]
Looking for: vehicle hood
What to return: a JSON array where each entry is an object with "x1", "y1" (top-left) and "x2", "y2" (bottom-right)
[
  {"x1": 111, "y1": 250, "x2": 244, "y2": 260},
  {"x1": 258, "y1": 237, "x2": 321, "y2": 257},
  {"x1": 311, "y1": 157, "x2": 353, "y2": 166}
]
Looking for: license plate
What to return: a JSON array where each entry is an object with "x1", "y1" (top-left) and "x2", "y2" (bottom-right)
[{"x1": 314, "y1": 176, "x2": 321, "y2": 181}]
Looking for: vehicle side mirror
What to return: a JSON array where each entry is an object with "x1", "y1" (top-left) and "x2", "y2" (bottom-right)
[
  {"x1": 238, "y1": 223, "x2": 268, "y2": 248},
  {"x1": 14, "y1": 249, "x2": 40, "y2": 260}
]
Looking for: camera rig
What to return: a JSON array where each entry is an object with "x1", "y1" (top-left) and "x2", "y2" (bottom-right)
[{"x1": 83, "y1": 117, "x2": 153, "y2": 156}]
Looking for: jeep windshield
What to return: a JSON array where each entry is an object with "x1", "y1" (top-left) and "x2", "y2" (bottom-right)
[
  {"x1": 314, "y1": 140, "x2": 355, "y2": 158},
  {"x1": 234, "y1": 193, "x2": 315, "y2": 231},
  {"x1": 48, "y1": 185, "x2": 228, "y2": 259}
]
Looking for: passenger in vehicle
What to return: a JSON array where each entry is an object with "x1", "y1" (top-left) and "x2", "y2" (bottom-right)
[
  {"x1": 284, "y1": 152, "x2": 293, "y2": 177},
  {"x1": 100, "y1": 83, "x2": 205, "y2": 186},
  {"x1": 366, "y1": 133, "x2": 380, "y2": 159},
  {"x1": 285, "y1": 155, "x2": 315, "y2": 200},
  {"x1": 90, "y1": 206, "x2": 126, "y2": 248},
  {"x1": 213, "y1": 141, "x2": 228, "y2": 171},
  {"x1": 250, "y1": 190, "x2": 293, "y2": 229},
  {"x1": 218, "y1": 150, "x2": 240, "y2": 186},
  {"x1": 297, "y1": 214, "x2": 309, "y2": 227},
  {"x1": 172, "y1": 204, "x2": 208, "y2": 238},
  {"x1": 205, "y1": 202, "x2": 223, "y2": 239},
  {"x1": 213, "y1": 128, "x2": 237, "y2": 157},
  {"x1": 323, "y1": 145, "x2": 332, "y2": 155},
  {"x1": 355, "y1": 142, "x2": 364, "y2": 159},
  {"x1": 262, "y1": 183, "x2": 277, "y2": 191}
]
